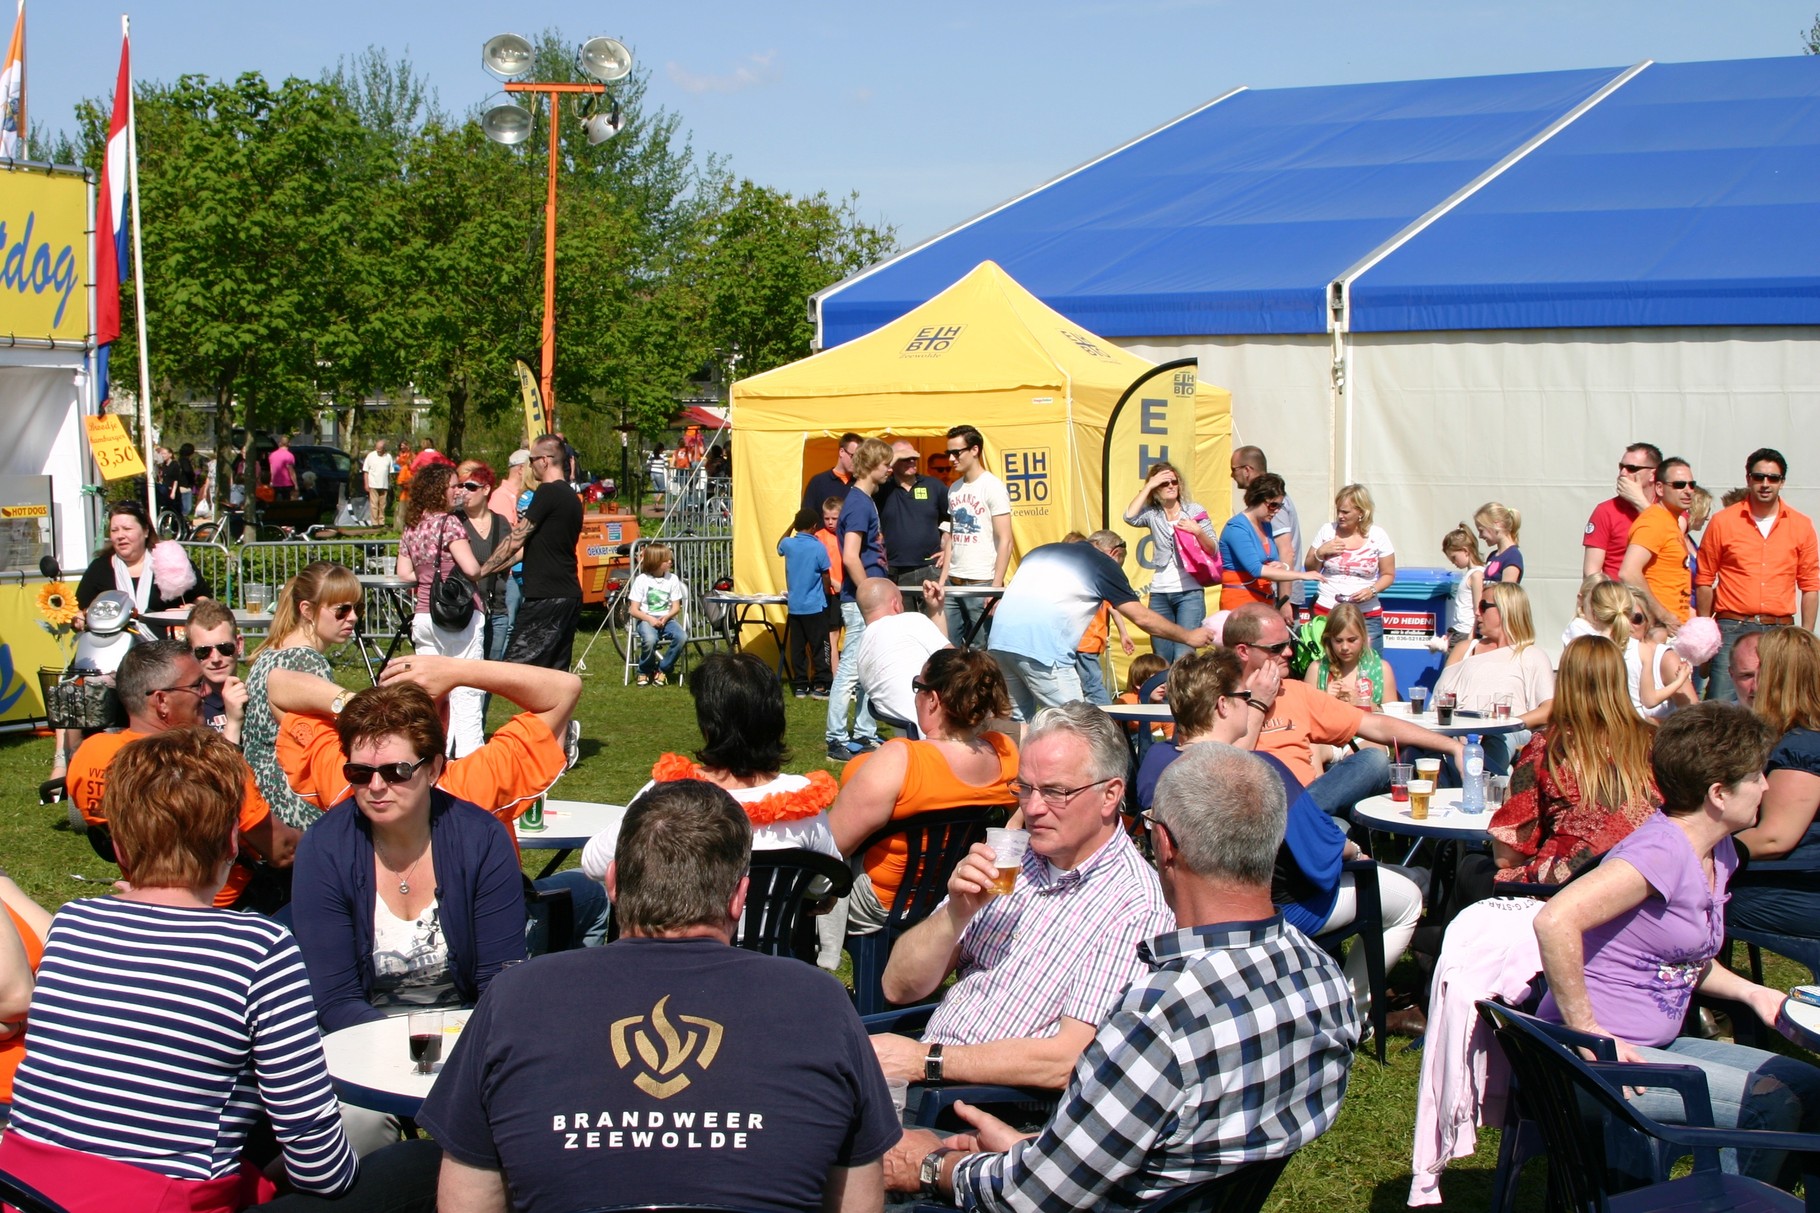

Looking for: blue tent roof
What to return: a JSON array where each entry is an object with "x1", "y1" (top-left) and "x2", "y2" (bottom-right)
[{"x1": 818, "y1": 57, "x2": 1820, "y2": 344}]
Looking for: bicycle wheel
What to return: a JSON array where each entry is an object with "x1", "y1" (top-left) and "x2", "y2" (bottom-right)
[
  {"x1": 158, "y1": 508, "x2": 188, "y2": 542},
  {"x1": 603, "y1": 591, "x2": 631, "y2": 660}
]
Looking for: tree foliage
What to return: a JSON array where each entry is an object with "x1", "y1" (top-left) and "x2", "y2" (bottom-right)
[
  {"x1": 66, "y1": 35, "x2": 897, "y2": 471},
  {"x1": 1807, "y1": 13, "x2": 1820, "y2": 53}
]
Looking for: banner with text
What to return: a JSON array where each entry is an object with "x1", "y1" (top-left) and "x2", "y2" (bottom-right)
[
  {"x1": 1101, "y1": 359, "x2": 1202, "y2": 591},
  {"x1": 83, "y1": 414, "x2": 146, "y2": 480},
  {"x1": 0, "y1": 170, "x2": 88, "y2": 344}
]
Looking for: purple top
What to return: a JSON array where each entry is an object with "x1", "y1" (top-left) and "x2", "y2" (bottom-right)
[{"x1": 1539, "y1": 812, "x2": 1733, "y2": 1047}]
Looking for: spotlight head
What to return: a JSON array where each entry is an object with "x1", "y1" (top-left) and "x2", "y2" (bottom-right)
[
  {"x1": 578, "y1": 36, "x2": 633, "y2": 82},
  {"x1": 582, "y1": 99, "x2": 625, "y2": 145},
  {"x1": 481, "y1": 32, "x2": 535, "y2": 80},
  {"x1": 481, "y1": 100, "x2": 534, "y2": 145}
]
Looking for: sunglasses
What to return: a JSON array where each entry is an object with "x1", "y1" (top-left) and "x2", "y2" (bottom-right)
[
  {"x1": 1750, "y1": 472, "x2": 1785, "y2": 484},
  {"x1": 1619, "y1": 462, "x2": 1658, "y2": 475},
  {"x1": 1263, "y1": 499, "x2": 1285, "y2": 512},
  {"x1": 150, "y1": 677, "x2": 208, "y2": 698},
  {"x1": 1250, "y1": 639, "x2": 1294, "y2": 657},
  {"x1": 1630, "y1": 611, "x2": 1647, "y2": 625},
  {"x1": 457, "y1": 481, "x2": 486, "y2": 492},
  {"x1": 329, "y1": 603, "x2": 360, "y2": 620},
  {"x1": 1221, "y1": 690, "x2": 1254, "y2": 702},
  {"x1": 1664, "y1": 479, "x2": 1697, "y2": 491},
  {"x1": 944, "y1": 446, "x2": 969, "y2": 456},
  {"x1": 342, "y1": 755, "x2": 434, "y2": 786},
  {"x1": 910, "y1": 677, "x2": 933, "y2": 693},
  {"x1": 1479, "y1": 600, "x2": 1500, "y2": 612},
  {"x1": 192, "y1": 642, "x2": 237, "y2": 661}
]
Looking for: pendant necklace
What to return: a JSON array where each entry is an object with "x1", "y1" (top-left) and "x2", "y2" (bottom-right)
[{"x1": 377, "y1": 843, "x2": 427, "y2": 895}]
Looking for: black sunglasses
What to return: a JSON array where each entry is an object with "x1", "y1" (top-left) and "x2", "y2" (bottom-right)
[
  {"x1": 1619, "y1": 462, "x2": 1657, "y2": 475},
  {"x1": 342, "y1": 755, "x2": 434, "y2": 786},
  {"x1": 910, "y1": 678, "x2": 933, "y2": 693},
  {"x1": 1750, "y1": 472, "x2": 1785, "y2": 484},
  {"x1": 1249, "y1": 639, "x2": 1294, "y2": 657},
  {"x1": 457, "y1": 481, "x2": 486, "y2": 492},
  {"x1": 1221, "y1": 689, "x2": 1254, "y2": 702},
  {"x1": 944, "y1": 446, "x2": 969, "y2": 456},
  {"x1": 1664, "y1": 479, "x2": 1697, "y2": 491},
  {"x1": 192, "y1": 642, "x2": 237, "y2": 661},
  {"x1": 1479, "y1": 600, "x2": 1500, "y2": 612}
]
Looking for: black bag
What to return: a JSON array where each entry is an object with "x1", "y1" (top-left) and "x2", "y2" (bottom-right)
[{"x1": 430, "y1": 523, "x2": 478, "y2": 631}]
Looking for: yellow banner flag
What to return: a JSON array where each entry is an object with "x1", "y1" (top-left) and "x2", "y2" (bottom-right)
[
  {"x1": 513, "y1": 359, "x2": 546, "y2": 446},
  {"x1": 1101, "y1": 359, "x2": 1202, "y2": 583}
]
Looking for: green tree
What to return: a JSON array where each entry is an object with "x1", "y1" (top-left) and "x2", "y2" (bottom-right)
[{"x1": 1807, "y1": 13, "x2": 1820, "y2": 52}]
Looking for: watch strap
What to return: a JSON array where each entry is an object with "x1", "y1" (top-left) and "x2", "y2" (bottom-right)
[
  {"x1": 923, "y1": 1042, "x2": 944, "y2": 1084},
  {"x1": 920, "y1": 1146, "x2": 959, "y2": 1199}
]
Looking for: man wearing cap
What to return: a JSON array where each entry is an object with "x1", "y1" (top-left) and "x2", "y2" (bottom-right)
[
  {"x1": 491, "y1": 450, "x2": 530, "y2": 526},
  {"x1": 876, "y1": 440, "x2": 950, "y2": 588},
  {"x1": 362, "y1": 438, "x2": 391, "y2": 525}
]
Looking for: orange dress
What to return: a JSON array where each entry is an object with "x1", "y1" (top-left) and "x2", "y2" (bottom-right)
[
  {"x1": 843, "y1": 733, "x2": 1018, "y2": 909},
  {"x1": 0, "y1": 903, "x2": 43, "y2": 1102}
]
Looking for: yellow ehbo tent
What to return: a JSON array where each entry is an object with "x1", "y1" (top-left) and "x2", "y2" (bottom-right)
[{"x1": 729, "y1": 261, "x2": 1232, "y2": 654}]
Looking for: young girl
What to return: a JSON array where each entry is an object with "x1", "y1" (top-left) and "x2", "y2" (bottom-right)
[
  {"x1": 1306, "y1": 602, "x2": 1397, "y2": 708},
  {"x1": 1618, "y1": 583, "x2": 1692, "y2": 716},
  {"x1": 1115, "y1": 652, "x2": 1172, "y2": 743},
  {"x1": 1561, "y1": 573, "x2": 1617, "y2": 649},
  {"x1": 628, "y1": 544, "x2": 689, "y2": 686},
  {"x1": 1440, "y1": 523, "x2": 1485, "y2": 652},
  {"x1": 1474, "y1": 502, "x2": 1524, "y2": 584}
]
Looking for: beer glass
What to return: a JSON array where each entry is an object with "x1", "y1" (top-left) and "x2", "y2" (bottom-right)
[
  {"x1": 1407, "y1": 779, "x2": 1434, "y2": 820},
  {"x1": 1414, "y1": 758, "x2": 1441, "y2": 790},
  {"x1": 984, "y1": 828, "x2": 1029, "y2": 896}
]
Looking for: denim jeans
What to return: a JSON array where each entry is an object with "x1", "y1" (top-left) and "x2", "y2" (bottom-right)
[
  {"x1": 528, "y1": 869, "x2": 612, "y2": 950},
  {"x1": 635, "y1": 618, "x2": 687, "y2": 675},
  {"x1": 945, "y1": 590, "x2": 994, "y2": 650},
  {"x1": 826, "y1": 600, "x2": 878, "y2": 745},
  {"x1": 1627, "y1": 1035, "x2": 1820, "y2": 1182},
  {"x1": 1074, "y1": 651, "x2": 1112, "y2": 705},
  {"x1": 1148, "y1": 588, "x2": 1207, "y2": 664},
  {"x1": 1308, "y1": 746, "x2": 1390, "y2": 818},
  {"x1": 992, "y1": 650, "x2": 1085, "y2": 723},
  {"x1": 1706, "y1": 618, "x2": 1767, "y2": 705}
]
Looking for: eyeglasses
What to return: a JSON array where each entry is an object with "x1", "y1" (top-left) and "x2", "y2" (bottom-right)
[
  {"x1": 1248, "y1": 639, "x2": 1294, "y2": 657},
  {"x1": 1010, "y1": 777, "x2": 1113, "y2": 805},
  {"x1": 1220, "y1": 690, "x2": 1254, "y2": 703},
  {"x1": 151, "y1": 677, "x2": 208, "y2": 698},
  {"x1": 330, "y1": 603, "x2": 359, "y2": 620},
  {"x1": 457, "y1": 481, "x2": 486, "y2": 492},
  {"x1": 342, "y1": 755, "x2": 434, "y2": 786},
  {"x1": 192, "y1": 642, "x2": 237, "y2": 661},
  {"x1": 1630, "y1": 611, "x2": 1647, "y2": 625},
  {"x1": 1263, "y1": 499, "x2": 1285, "y2": 512},
  {"x1": 529, "y1": 454, "x2": 551, "y2": 465},
  {"x1": 1750, "y1": 472, "x2": 1786, "y2": 484},
  {"x1": 1664, "y1": 479, "x2": 1697, "y2": 491},
  {"x1": 1619, "y1": 462, "x2": 1658, "y2": 475},
  {"x1": 1135, "y1": 807, "x2": 1177, "y2": 849},
  {"x1": 944, "y1": 446, "x2": 969, "y2": 456}
]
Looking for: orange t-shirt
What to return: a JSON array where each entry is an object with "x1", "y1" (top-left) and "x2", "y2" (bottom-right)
[
  {"x1": 278, "y1": 711, "x2": 566, "y2": 852},
  {"x1": 1077, "y1": 602, "x2": 1110, "y2": 655},
  {"x1": 1253, "y1": 679, "x2": 1365, "y2": 789},
  {"x1": 66, "y1": 729, "x2": 273, "y2": 908},
  {"x1": 814, "y1": 527, "x2": 844, "y2": 593},
  {"x1": 0, "y1": 903, "x2": 43, "y2": 1102},
  {"x1": 841, "y1": 732, "x2": 1018, "y2": 910},
  {"x1": 1627, "y1": 503, "x2": 1692, "y2": 623}
]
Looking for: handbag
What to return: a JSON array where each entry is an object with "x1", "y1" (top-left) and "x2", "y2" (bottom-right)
[
  {"x1": 429, "y1": 519, "x2": 478, "y2": 630},
  {"x1": 1174, "y1": 513, "x2": 1223, "y2": 587}
]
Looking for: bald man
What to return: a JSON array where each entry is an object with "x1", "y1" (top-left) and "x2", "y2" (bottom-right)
[
  {"x1": 853, "y1": 576, "x2": 951, "y2": 727},
  {"x1": 877, "y1": 440, "x2": 951, "y2": 588}
]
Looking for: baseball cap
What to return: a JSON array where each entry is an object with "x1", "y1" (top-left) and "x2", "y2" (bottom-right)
[{"x1": 508, "y1": 449, "x2": 531, "y2": 467}]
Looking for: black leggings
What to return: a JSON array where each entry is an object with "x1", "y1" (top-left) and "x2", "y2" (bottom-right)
[{"x1": 247, "y1": 1139, "x2": 440, "y2": 1213}]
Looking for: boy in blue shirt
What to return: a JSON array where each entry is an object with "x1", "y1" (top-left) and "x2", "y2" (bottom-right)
[{"x1": 778, "y1": 506, "x2": 835, "y2": 698}]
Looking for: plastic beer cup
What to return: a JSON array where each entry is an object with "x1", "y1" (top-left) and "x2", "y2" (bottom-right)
[
  {"x1": 1414, "y1": 758, "x2": 1441, "y2": 789},
  {"x1": 984, "y1": 828, "x2": 1029, "y2": 896},
  {"x1": 1407, "y1": 779, "x2": 1434, "y2": 820},
  {"x1": 1389, "y1": 763, "x2": 1413, "y2": 803}
]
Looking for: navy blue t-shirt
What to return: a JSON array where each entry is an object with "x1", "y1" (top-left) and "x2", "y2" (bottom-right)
[
  {"x1": 777, "y1": 532, "x2": 832, "y2": 616},
  {"x1": 1485, "y1": 545, "x2": 1525, "y2": 584},
  {"x1": 418, "y1": 938, "x2": 900, "y2": 1213},
  {"x1": 836, "y1": 490, "x2": 888, "y2": 604}
]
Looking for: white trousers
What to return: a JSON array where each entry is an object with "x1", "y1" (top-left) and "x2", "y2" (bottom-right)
[{"x1": 412, "y1": 610, "x2": 486, "y2": 757}]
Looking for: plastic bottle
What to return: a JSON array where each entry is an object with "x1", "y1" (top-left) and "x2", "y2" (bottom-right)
[{"x1": 1460, "y1": 734, "x2": 1486, "y2": 813}]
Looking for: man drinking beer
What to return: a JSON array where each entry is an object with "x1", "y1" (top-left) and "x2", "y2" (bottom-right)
[{"x1": 867, "y1": 703, "x2": 1173, "y2": 1091}]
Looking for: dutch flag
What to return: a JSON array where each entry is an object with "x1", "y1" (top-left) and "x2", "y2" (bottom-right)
[{"x1": 95, "y1": 32, "x2": 130, "y2": 409}]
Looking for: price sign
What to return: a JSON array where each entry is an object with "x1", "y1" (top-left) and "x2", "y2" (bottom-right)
[{"x1": 83, "y1": 415, "x2": 146, "y2": 481}]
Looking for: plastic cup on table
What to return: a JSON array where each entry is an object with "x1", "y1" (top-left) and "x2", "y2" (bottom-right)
[
  {"x1": 1409, "y1": 686, "x2": 1429, "y2": 716},
  {"x1": 1389, "y1": 763, "x2": 1413, "y2": 803},
  {"x1": 1414, "y1": 758, "x2": 1441, "y2": 790},
  {"x1": 1407, "y1": 780, "x2": 1434, "y2": 820}
]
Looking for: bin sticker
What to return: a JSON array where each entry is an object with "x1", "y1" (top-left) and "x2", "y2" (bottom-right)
[{"x1": 1382, "y1": 610, "x2": 1435, "y2": 638}]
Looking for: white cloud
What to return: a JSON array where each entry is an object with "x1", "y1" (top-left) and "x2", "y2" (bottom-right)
[{"x1": 666, "y1": 51, "x2": 777, "y2": 95}]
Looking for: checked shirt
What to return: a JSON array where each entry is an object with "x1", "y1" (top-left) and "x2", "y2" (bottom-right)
[{"x1": 950, "y1": 917, "x2": 1359, "y2": 1212}]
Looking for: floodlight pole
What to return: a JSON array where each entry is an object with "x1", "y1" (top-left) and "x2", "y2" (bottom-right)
[{"x1": 504, "y1": 80, "x2": 605, "y2": 436}]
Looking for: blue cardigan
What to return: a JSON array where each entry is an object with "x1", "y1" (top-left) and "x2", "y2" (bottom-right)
[{"x1": 292, "y1": 787, "x2": 528, "y2": 1033}]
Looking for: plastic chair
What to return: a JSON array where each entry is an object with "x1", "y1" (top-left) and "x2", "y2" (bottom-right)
[
  {"x1": 1141, "y1": 1154, "x2": 1295, "y2": 1212},
  {"x1": 571, "y1": 1206, "x2": 772, "y2": 1213},
  {"x1": 1478, "y1": 1000, "x2": 1820, "y2": 1213},
  {"x1": 1482, "y1": 1000, "x2": 1617, "y2": 1213},
  {"x1": 734, "y1": 849, "x2": 853, "y2": 964},
  {"x1": 0, "y1": 1166, "x2": 72, "y2": 1213},
  {"x1": 845, "y1": 807, "x2": 1004, "y2": 1015},
  {"x1": 525, "y1": 877, "x2": 575, "y2": 956},
  {"x1": 1716, "y1": 858, "x2": 1820, "y2": 1047},
  {"x1": 1310, "y1": 858, "x2": 1388, "y2": 1064}
]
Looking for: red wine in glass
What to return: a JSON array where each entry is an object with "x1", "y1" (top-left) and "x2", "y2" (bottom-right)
[{"x1": 409, "y1": 1032, "x2": 442, "y2": 1071}]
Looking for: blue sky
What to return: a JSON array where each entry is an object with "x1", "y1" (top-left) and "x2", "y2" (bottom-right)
[{"x1": 29, "y1": 1, "x2": 1820, "y2": 247}]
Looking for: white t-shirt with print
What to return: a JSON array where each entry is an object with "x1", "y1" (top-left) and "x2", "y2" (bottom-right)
[
  {"x1": 1310, "y1": 523, "x2": 1395, "y2": 612},
  {"x1": 947, "y1": 472, "x2": 1012, "y2": 582},
  {"x1": 630, "y1": 573, "x2": 687, "y2": 619}
]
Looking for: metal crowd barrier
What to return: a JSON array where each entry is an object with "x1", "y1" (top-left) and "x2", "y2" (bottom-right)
[
  {"x1": 174, "y1": 539, "x2": 404, "y2": 662},
  {"x1": 627, "y1": 533, "x2": 734, "y2": 648}
]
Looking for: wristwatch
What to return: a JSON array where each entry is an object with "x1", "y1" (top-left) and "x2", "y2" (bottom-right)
[
  {"x1": 923, "y1": 1042, "x2": 944, "y2": 1084},
  {"x1": 329, "y1": 689, "x2": 354, "y2": 715},
  {"x1": 920, "y1": 1146, "x2": 959, "y2": 1200}
]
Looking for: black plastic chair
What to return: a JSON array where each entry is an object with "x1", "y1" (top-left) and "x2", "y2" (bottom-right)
[
  {"x1": 1715, "y1": 858, "x2": 1820, "y2": 1047},
  {"x1": 734, "y1": 849, "x2": 853, "y2": 964},
  {"x1": 0, "y1": 1165, "x2": 72, "y2": 1213},
  {"x1": 1142, "y1": 1153, "x2": 1295, "y2": 1212},
  {"x1": 1478, "y1": 1000, "x2": 1820, "y2": 1213},
  {"x1": 571, "y1": 1205, "x2": 772, "y2": 1212},
  {"x1": 1310, "y1": 858, "x2": 1388, "y2": 1064},
  {"x1": 524, "y1": 876, "x2": 575, "y2": 956},
  {"x1": 846, "y1": 807, "x2": 1003, "y2": 1015}
]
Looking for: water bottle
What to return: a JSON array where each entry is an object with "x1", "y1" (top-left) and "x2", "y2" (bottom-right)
[{"x1": 1460, "y1": 734, "x2": 1486, "y2": 813}]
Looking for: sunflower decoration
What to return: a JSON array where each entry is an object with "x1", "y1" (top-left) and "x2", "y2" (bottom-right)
[{"x1": 38, "y1": 582, "x2": 79, "y2": 653}]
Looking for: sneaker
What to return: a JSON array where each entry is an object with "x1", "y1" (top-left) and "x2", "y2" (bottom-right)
[
  {"x1": 810, "y1": 687, "x2": 830, "y2": 700},
  {"x1": 849, "y1": 738, "x2": 881, "y2": 755},
  {"x1": 826, "y1": 741, "x2": 855, "y2": 763},
  {"x1": 565, "y1": 720, "x2": 582, "y2": 771},
  {"x1": 793, "y1": 687, "x2": 808, "y2": 699},
  {"x1": 636, "y1": 674, "x2": 650, "y2": 687},
  {"x1": 652, "y1": 672, "x2": 668, "y2": 687}
]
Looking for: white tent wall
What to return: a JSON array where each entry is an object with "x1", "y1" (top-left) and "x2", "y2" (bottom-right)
[
  {"x1": 0, "y1": 352, "x2": 93, "y2": 575},
  {"x1": 1121, "y1": 326, "x2": 1820, "y2": 654}
]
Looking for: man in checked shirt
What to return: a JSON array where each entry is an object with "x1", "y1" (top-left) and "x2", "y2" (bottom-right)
[
  {"x1": 869, "y1": 703, "x2": 1175, "y2": 1092},
  {"x1": 887, "y1": 741, "x2": 1360, "y2": 1210}
]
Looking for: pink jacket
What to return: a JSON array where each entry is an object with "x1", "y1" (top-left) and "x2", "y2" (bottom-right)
[{"x1": 1408, "y1": 896, "x2": 1545, "y2": 1206}]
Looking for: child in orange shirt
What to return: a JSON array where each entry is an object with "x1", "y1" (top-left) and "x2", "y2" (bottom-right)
[{"x1": 1114, "y1": 652, "x2": 1172, "y2": 743}]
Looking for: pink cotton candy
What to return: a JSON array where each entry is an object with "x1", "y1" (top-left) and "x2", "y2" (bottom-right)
[
  {"x1": 1673, "y1": 615, "x2": 1721, "y2": 666},
  {"x1": 150, "y1": 540, "x2": 198, "y2": 600}
]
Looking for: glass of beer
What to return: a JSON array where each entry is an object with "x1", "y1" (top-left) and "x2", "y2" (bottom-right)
[
  {"x1": 1389, "y1": 763, "x2": 1412, "y2": 803},
  {"x1": 984, "y1": 828, "x2": 1029, "y2": 896},
  {"x1": 407, "y1": 1010, "x2": 444, "y2": 1075},
  {"x1": 1414, "y1": 757, "x2": 1441, "y2": 790},
  {"x1": 1407, "y1": 779, "x2": 1434, "y2": 820}
]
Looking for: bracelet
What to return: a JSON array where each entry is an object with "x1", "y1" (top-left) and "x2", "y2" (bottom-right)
[{"x1": 1247, "y1": 698, "x2": 1271, "y2": 713}]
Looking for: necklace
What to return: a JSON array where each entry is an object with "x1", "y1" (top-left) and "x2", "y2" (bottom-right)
[{"x1": 375, "y1": 841, "x2": 429, "y2": 895}]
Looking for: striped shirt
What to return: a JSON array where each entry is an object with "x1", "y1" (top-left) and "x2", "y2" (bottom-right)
[
  {"x1": 9, "y1": 898, "x2": 356, "y2": 1194},
  {"x1": 924, "y1": 829, "x2": 1173, "y2": 1046},
  {"x1": 952, "y1": 919, "x2": 1359, "y2": 1211}
]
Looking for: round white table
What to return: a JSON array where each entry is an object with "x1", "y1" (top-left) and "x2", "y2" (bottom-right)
[
  {"x1": 1354, "y1": 788, "x2": 1494, "y2": 842},
  {"x1": 1379, "y1": 702, "x2": 1526, "y2": 737},
  {"x1": 1098, "y1": 702, "x2": 1172, "y2": 722},
  {"x1": 322, "y1": 1009, "x2": 471, "y2": 1117},
  {"x1": 140, "y1": 607, "x2": 272, "y2": 637},
  {"x1": 515, "y1": 799, "x2": 626, "y2": 879},
  {"x1": 1779, "y1": 998, "x2": 1820, "y2": 1051}
]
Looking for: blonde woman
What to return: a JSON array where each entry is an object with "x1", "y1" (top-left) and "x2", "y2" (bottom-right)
[
  {"x1": 1730, "y1": 628, "x2": 1820, "y2": 939},
  {"x1": 1304, "y1": 484, "x2": 1397, "y2": 652},
  {"x1": 1436, "y1": 582, "x2": 1554, "y2": 768},
  {"x1": 1474, "y1": 502, "x2": 1523, "y2": 584},
  {"x1": 1122, "y1": 461, "x2": 1217, "y2": 663}
]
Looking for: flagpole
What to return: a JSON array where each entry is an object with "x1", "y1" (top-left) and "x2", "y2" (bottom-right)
[{"x1": 121, "y1": 15, "x2": 155, "y2": 524}]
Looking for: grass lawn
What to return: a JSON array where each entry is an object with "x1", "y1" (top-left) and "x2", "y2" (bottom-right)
[{"x1": 2, "y1": 641, "x2": 1812, "y2": 1212}]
